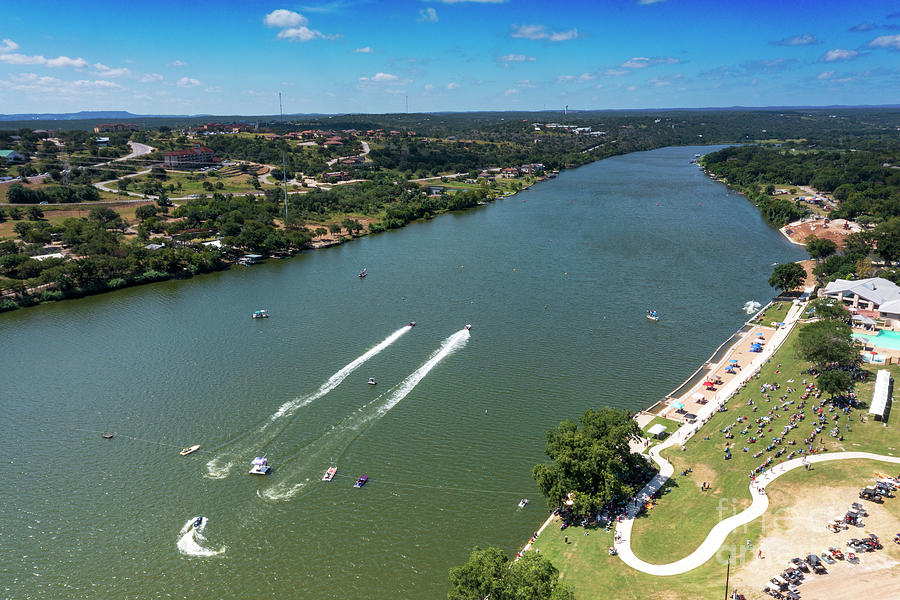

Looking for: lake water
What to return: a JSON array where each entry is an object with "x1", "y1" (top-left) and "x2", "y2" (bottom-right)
[{"x1": 0, "y1": 146, "x2": 805, "y2": 599}]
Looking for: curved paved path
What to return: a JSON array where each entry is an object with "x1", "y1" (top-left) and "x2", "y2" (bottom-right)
[{"x1": 615, "y1": 450, "x2": 900, "y2": 575}]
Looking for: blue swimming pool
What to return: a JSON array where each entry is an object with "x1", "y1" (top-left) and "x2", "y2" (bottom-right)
[{"x1": 854, "y1": 330, "x2": 900, "y2": 351}]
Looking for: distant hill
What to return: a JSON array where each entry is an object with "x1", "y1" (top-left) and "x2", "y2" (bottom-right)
[{"x1": 0, "y1": 110, "x2": 198, "y2": 121}]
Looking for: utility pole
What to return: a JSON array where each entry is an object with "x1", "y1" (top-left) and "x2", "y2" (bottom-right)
[
  {"x1": 724, "y1": 553, "x2": 731, "y2": 600},
  {"x1": 279, "y1": 91, "x2": 288, "y2": 223}
]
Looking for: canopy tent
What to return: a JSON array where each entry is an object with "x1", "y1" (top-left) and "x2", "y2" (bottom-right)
[
  {"x1": 671, "y1": 401, "x2": 685, "y2": 410},
  {"x1": 691, "y1": 392, "x2": 705, "y2": 400},
  {"x1": 702, "y1": 381, "x2": 715, "y2": 388},
  {"x1": 852, "y1": 314, "x2": 877, "y2": 325},
  {"x1": 647, "y1": 423, "x2": 667, "y2": 438},
  {"x1": 869, "y1": 369, "x2": 892, "y2": 421}
]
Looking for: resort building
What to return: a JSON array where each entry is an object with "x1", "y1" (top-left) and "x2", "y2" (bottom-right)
[
  {"x1": 822, "y1": 277, "x2": 900, "y2": 320},
  {"x1": 163, "y1": 146, "x2": 215, "y2": 168},
  {"x1": 0, "y1": 149, "x2": 26, "y2": 164},
  {"x1": 93, "y1": 123, "x2": 141, "y2": 133}
]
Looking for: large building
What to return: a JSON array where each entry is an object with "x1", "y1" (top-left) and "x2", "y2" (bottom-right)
[
  {"x1": 163, "y1": 146, "x2": 215, "y2": 168},
  {"x1": 822, "y1": 277, "x2": 900, "y2": 319},
  {"x1": 93, "y1": 123, "x2": 141, "y2": 133},
  {"x1": 0, "y1": 149, "x2": 26, "y2": 164}
]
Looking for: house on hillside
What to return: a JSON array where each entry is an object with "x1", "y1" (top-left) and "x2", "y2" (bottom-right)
[
  {"x1": 93, "y1": 123, "x2": 140, "y2": 133},
  {"x1": 822, "y1": 277, "x2": 900, "y2": 318},
  {"x1": 163, "y1": 145, "x2": 215, "y2": 168},
  {"x1": 500, "y1": 167, "x2": 520, "y2": 178},
  {"x1": 0, "y1": 149, "x2": 26, "y2": 164}
]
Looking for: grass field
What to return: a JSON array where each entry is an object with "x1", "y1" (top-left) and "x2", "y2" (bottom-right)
[{"x1": 126, "y1": 171, "x2": 280, "y2": 196}]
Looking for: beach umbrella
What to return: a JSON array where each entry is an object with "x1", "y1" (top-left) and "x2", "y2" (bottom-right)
[
  {"x1": 703, "y1": 381, "x2": 715, "y2": 387},
  {"x1": 729, "y1": 359, "x2": 739, "y2": 363},
  {"x1": 672, "y1": 402, "x2": 685, "y2": 410},
  {"x1": 756, "y1": 333, "x2": 764, "y2": 337}
]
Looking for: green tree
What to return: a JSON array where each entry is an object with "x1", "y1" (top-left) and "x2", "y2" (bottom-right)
[
  {"x1": 135, "y1": 204, "x2": 158, "y2": 222},
  {"x1": 328, "y1": 222, "x2": 342, "y2": 237},
  {"x1": 796, "y1": 319, "x2": 858, "y2": 369},
  {"x1": 532, "y1": 407, "x2": 645, "y2": 515},
  {"x1": 817, "y1": 369, "x2": 853, "y2": 399},
  {"x1": 447, "y1": 546, "x2": 573, "y2": 600},
  {"x1": 874, "y1": 218, "x2": 900, "y2": 264},
  {"x1": 768, "y1": 262, "x2": 806, "y2": 294},
  {"x1": 807, "y1": 298, "x2": 850, "y2": 321},
  {"x1": 26, "y1": 206, "x2": 44, "y2": 221},
  {"x1": 805, "y1": 235, "x2": 837, "y2": 262}
]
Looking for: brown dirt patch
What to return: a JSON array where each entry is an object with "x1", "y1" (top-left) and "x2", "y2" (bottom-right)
[
  {"x1": 732, "y1": 477, "x2": 900, "y2": 599},
  {"x1": 782, "y1": 218, "x2": 861, "y2": 249}
]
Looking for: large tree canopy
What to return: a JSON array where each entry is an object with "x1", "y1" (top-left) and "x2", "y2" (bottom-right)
[
  {"x1": 532, "y1": 407, "x2": 646, "y2": 515},
  {"x1": 447, "y1": 546, "x2": 574, "y2": 600},
  {"x1": 769, "y1": 262, "x2": 807, "y2": 294},
  {"x1": 796, "y1": 319, "x2": 859, "y2": 369}
]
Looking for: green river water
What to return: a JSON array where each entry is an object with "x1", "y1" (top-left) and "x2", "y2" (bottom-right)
[{"x1": 0, "y1": 146, "x2": 806, "y2": 599}]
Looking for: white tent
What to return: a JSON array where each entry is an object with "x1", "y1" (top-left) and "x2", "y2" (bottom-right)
[
  {"x1": 691, "y1": 392, "x2": 705, "y2": 400},
  {"x1": 647, "y1": 423, "x2": 667, "y2": 439}
]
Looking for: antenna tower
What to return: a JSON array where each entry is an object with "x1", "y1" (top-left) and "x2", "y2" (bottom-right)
[{"x1": 279, "y1": 92, "x2": 289, "y2": 222}]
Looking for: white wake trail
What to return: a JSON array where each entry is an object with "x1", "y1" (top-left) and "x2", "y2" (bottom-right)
[
  {"x1": 205, "y1": 325, "x2": 412, "y2": 478},
  {"x1": 176, "y1": 517, "x2": 226, "y2": 557},
  {"x1": 261, "y1": 327, "x2": 470, "y2": 501}
]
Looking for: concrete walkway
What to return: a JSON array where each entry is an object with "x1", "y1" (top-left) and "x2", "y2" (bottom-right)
[{"x1": 614, "y1": 451, "x2": 900, "y2": 576}]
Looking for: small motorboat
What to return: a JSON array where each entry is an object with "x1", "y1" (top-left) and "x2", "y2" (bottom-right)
[
  {"x1": 354, "y1": 474, "x2": 368, "y2": 488},
  {"x1": 193, "y1": 516, "x2": 204, "y2": 529},
  {"x1": 358, "y1": 268, "x2": 367, "y2": 278},
  {"x1": 252, "y1": 309, "x2": 269, "y2": 319},
  {"x1": 409, "y1": 321, "x2": 416, "y2": 327},
  {"x1": 464, "y1": 324, "x2": 471, "y2": 330},
  {"x1": 322, "y1": 466, "x2": 337, "y2": 482},
  {"x1": 249, "y1": 456, "x2": 271, "y2": 475},
  {"x1": 647, "y1": 310, "x2": 659, "y2": 321},
  {"x1": 367, "y1": 377, "x2": 377, "y2": 385},
  {"x1": 180, "y1": 444, "x2": 200, "y2": 456},
  {"x1": 101, "y1": 432, "x2": 114, "y2": 439},
  {"x1": 518, "y1": 499, "x2": 528, "y2": 508}
]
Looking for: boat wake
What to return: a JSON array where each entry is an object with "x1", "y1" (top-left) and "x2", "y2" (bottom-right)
[
  {"x1": 743, "y1": 300, "x2": 761, "y2": 315},
  {"x1": 176, "y1": 517, "x2": 226, "y2": 557},
  {"x1": 261, "y1": 327, "x2": 470, "y2": 501},
  {"x1": 205, "y1": 325, "x2": 412, "y2": 478}
]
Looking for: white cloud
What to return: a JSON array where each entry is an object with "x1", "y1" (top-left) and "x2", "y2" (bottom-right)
[
  {"x1": 264, "y1": 9, "x2": 307, "y2": 28},
  {"x1": 510, "y1": 24, "x2": 578, "y2": 42},
  {"x1": 578, "y1": 72, "x2": 595, "y2": 81},
  {"x1": 620, "y1": 56, "x2": 680, "y2": 69},
  {"x1": 278, "y1": 26, "x2": 332, "y2": 41},
  {"x1": 821, "y1": 48, "x2": 859, "y2": 62},
  {"x1": 0, "y1": 38, "x2": 19, "y2": 52},
  {"x1": 637, "y1": 0, "x2": 666, "y2": 4},
  {"x1": 140, "y1": 73, "x2": 164, "y2": 83},
  {"x1": 604, "y1": 68, "x2": 629, "y2": 76},
  {"x1": 446, "y1": 82, "x2": 460, "y2": 90},
  {"x1": 424, "y1": 83, "x2": 435, "y2": 91},
  {"x1": 627, "y1": 85, "x2": 638, "y2": 91},
  {"x1": 497, "y1": 53, "x2": 536, "y2": 64},
  {"x1": 177, "y1": 76, "x2": 202, "y2": 87},
  {"x1": 418, "y1": 7, "x2": 439, "y2": 22},
  {"x1": 504, "y1": 88, "x2": 519, "y2": 95},
  {"x1": 372, "y1": 72, "x2": 398, "y2": 82},
  {"x1": 168, "y1": 59, "x2": 187, "y2": 67},
  {"x1": 93, "y1": 63, "x2": 132, "y2": 78},
  {"x1": 0, "y1": 53, "x2": 47, "y2": 65},
  {"x1": 354, "y1": 46, "x2": 374, "y2": 53},
  {"x1": 73, "y1": 79, "x2": 120, "y2": 89},
  {"x1": 45, "y1": 55, "x2": 88, "y2": 68},
  {"x1": 817, "y1": 70, "x2": 835, "y2": 80},
  {"x1": 773, "y1": 33, "x2": 820, "y2": 46},
  {"x1": 516, "y1": 79, "x2": 536, "y2": 88},
  {"x1": 869, "y1": 34, "x2": 900, "y2": 49},
  {"x1": 556, "y1": 75, "x2": 575, "y2": 82}
]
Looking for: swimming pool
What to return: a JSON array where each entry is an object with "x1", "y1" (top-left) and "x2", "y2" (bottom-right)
[{"x1": 853, "y1": 330, "x2": 900, "y2": 351}]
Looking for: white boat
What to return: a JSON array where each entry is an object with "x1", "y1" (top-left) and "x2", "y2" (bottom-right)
[
  {"x1": 179, "y1": 444, "x2": 200, "y2": 456},
  {"x1": 647, "y1": 310, "x2": 659, "y2": 321},
  {"x1": 358, "y1": 268, "x2": 367, "y2": 278},
  {"x1": 464, "y1": 324, "x2": 472, "y2": 330},
  {"x1": 322, "y1": 466, "x2": 337, "y2": 481},
  {"x1": 252, "y1": 309, "x2": 269, "y2": 319},
  {"x1": 518, "y1": 499, "x2": 528, "y2": 508},
  {"x1": 367, "y1": 377, "x2": 377, "y2": 385},
  {"x1": 249, "y1": 456, "x2": 271, "y2": 475}
]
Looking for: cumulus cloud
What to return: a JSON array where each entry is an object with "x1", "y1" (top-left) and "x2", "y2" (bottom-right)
[
  {"x1": 504, "y1": 88, "x2": 519, "y2": 95},
  {"x1": 497, "y1": 53, "x2": 536, "y2": 64},
  {"x1": 820, "y1": 48, "x2": 859, "y2": 62},
  {"x1": 817, "y1": 70, "x2": 835, "y2": 80},
  {"x1": 418, "y1": 7, "x2": 439, "y2": 22},
  {"x1": 177, "y1": 76, "x2": 202, "y2": 87},
  {"x1": 637, "y1": 0, "x2": 666, "y2": 4},
  {"x1": 620, "y1": 56, "x2": 680, "y2": 69},
  {"x1": 772, "y1": 33, "x2": 820, "y2": 46},
  {"x1": 0, "y1": 51, "x2": 88, "y2": 68},
  {"x1": 277, "y1": 26, "x2": 338, "y2": 41},
  {"x1": 605, "y1": 68, "x2": 629, "y2": 77},
  {"x1": 869, "y1": 34, "x2": 900, "y2": 49},
  {"x1": 850, "y1": 23, "x2": 877, "y2": 32},
  {"x1": 46, "y1": 56, "x2": 88, "y2": 68},
  {"x1": 354, "y1": 46, "x2": 374, "y2": 53},
  {"x1": 264, "y1": 9, "x2": 307, "y2": 28},
  {"x1": 73, "y1": 79, "x2": 120, "y2": 89},
  {"x1": 446, "y1": 82, "x2": 460, "y2": 90},
  {"x1": 0, "y1": 53, "x2": 46, "y2": 65},
  {"x1": 168, "y1": 59, "x2": 187, "y2": 67},
  {"x1": 93, "y1": 63, "x2": 132, "y2": 78},
  {"x1": 0, "y1": 38, "x2": 18, "y2": 52},
  {"x1": 359, "y1": 72, "x2": 405, "y2": 84},
  {"x1": 510, "y1": 24, "x2": 578, "y2": 42},
  {"x1": 140, "y1": 73, "x2": 164, "y2": 83}
]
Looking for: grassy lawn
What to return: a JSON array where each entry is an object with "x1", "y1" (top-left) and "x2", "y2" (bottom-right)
[
  {"x1": 750, "y1": 300, "x2": 792, "y2": 326},
  {"x1": 127, "y1": 171, "x2": 279, "y2": 196},
  {"x1": 641, "y1": 416, "x2": 680, "y2": 449},
  {"x1": 629, "y1": 321, "x2": 900, "y2": 565}
]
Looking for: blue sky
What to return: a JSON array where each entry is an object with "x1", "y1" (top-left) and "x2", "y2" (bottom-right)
[{"x1": 1, "y1": 0, "x2": 899, "y2": 115}]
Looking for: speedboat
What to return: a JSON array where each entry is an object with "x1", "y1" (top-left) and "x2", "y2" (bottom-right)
[
  {"x1": 647, "y1": 310, "x2": 659, "y2": 321},
  {"x1": 101, "y1": 432, "x2": 114, "y2": 439},
  {"x1": 518, "y1": 499, "x2": 528, "y2": 508},
  {"x1": 249, "y1": 456, "x2": 271, "y2": 475},
  {"x1": 252, "y1": 309, "x2": 269, "y2": 319},
  {"x1": 322, "y1": 466, "x2": 337, "y2": 481},
  {"x1": 180, "y1": 444, "x2": 200, "y2": 456},
  {"x1": 464, "y1": 324, "x2": 471, "y2": 330},
  {"x1": 367, "y1": 378, "x2": 377, "y2": 385},
  {"x1": 354, "y1": 474, "x2": 368, "y2": 488},
  {"x1": 408, "y1": 321, "x2": 416, "y2": 327},
  {"x1": 358, "y1": 268, "x2": 367, "y2": 278},
  {"x1": 193, "y1": 516, "x2": 204, "y2": 529}
]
